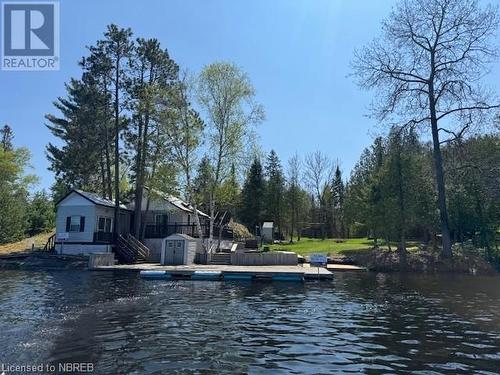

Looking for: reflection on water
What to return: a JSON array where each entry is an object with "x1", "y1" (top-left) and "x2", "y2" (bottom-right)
[{"x1": 0, "y1": 270, "x2": 499, "y2": 374}]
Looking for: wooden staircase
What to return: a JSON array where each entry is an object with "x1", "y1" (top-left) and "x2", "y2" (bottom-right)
[
  {"x1": 209, "y1": 252, "x2": 232, "y2": 265},
  {"x1": 114, "y1": 234, "x2": 150, "y2": 264}
]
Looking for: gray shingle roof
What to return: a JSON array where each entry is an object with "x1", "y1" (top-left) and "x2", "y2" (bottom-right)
[
  {"x1": 147, "y1": 188, "x2": 209, "y2": 218},
  {"x1": 70, "y1": 189, "x2": 129, "y2": 209}
]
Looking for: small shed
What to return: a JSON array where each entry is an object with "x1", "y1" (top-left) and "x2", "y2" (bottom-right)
[
  {"x1": 160, "y1": 233, "x2": 197, "y2": 265},
  {"x1": 262, "y1": 221, "x2": 274, "y2": 243}
]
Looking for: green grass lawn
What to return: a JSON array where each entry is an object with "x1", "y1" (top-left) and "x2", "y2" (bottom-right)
[
  {"x1": 269, "y1": 237, "x2": 374, "y2": 256},
  {"x1": 269, "y1": 237, "x2": 420, "y2": 256}
]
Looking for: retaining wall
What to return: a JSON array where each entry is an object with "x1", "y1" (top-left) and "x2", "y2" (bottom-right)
[
  {"x1": 231, "y1": 251, "x2": 298, "y2": 266},
  {"x1": 88, "y1": 253, "x2": 115, "y2": 269}
]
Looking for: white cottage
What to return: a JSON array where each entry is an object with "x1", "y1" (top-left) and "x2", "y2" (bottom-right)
[
  {"x1": 54, "y1": 190, "x2": 131, "y2": 255},
  {"x1": 53, "y1": 188, "x2": 210, "y2": 260}
]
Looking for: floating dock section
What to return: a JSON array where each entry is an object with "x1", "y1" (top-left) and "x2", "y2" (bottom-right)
[
  {"x1": 116, "y1": 264, "x2": 335, "y2": 282},
  {"x1": 140, "y1": 270, "x2": 172, "y2": 280},
  {"x1": 191, "y1": 270, "x2": 221, "y2": 280},
  {"x1": 140, "y1": 269, "x2": 309, "y2": 282}
]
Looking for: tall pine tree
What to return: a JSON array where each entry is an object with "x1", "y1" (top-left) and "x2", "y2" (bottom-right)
[
  {"x1": 264, "y1": 150, "x2": 285, "y2": 238},
  {"x1": 46, "y1": 78, "x2": 112, "y2": 196},
  {"x1": 1, "y1": 125, "x2": 13, "y2": 151},
  {"x1": 239, "y1": 158, "x2": 264, "y2": 233},
  {"x1": 331, "y1": 165, "x2": 345, "y2": 238}
]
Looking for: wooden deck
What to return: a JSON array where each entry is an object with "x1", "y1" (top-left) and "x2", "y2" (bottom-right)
[{"x1": 93, "y1": 262, "x2": 366, "y2": 281}]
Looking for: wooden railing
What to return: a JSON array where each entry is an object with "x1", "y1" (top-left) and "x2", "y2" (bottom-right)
[
  {"x1": 43, "y1": 233, "x2": 56, "y2": 252},
  {"x1": 114, "y1": 234, "x2": 150, "y2": 264},
  {"x1": 144, "y1": 223, "x2": 233, "y2": 239},
  {"x1": 144, "y1": 223, "x2": 209, "y2": 239},
  {"x1": 124, "y1": 233, "x2": 150, "y2": 259},
  {"x1": 115, "y1": 235, "x2": 136, "y2": 264}
]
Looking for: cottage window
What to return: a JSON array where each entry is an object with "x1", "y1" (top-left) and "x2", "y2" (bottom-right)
[
  {"x1": 67, "y1": 215, "x2": 84, "y2": 232},
  {"x1": 97, "y1": 217, "x2": 112, "y2": 232}
]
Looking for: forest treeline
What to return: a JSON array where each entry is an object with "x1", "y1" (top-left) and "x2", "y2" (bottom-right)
[
  {"x1": 0, "y1": 125, "x2": 55, "y2": 244},
  {"x1": 235, "y1": 130, "x2": 499, "y2": 266}
]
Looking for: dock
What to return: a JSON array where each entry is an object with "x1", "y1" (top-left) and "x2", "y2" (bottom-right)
[
  {"x1": 94, "y1": 263, "x2": 339, "y2": 281},
  {"x1": 326, "y1": 264, "x2": 367, "y2": 271},
  {"x1": 92, "y1": 262, "x2": 366, "y2": 281}
]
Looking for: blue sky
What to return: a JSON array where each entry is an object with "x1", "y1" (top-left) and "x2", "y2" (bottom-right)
[{"x1": 0, "y1": 0, "x2": 399, "y2": 191}]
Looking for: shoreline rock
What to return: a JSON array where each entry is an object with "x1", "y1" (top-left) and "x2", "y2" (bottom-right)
[
  {"x1": 0, "y1": 250, "x2": 497, "y2": 275},
  {"x1": 0, "y1": 252, "x2": 88, "y2": 270},
  {"x1": 331, "y1": 249, "x2": 497, "y2": 275}
]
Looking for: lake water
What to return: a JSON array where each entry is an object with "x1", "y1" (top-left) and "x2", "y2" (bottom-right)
[{"x1": 0, "y1": 270, "x2": 499, "y2": 374}]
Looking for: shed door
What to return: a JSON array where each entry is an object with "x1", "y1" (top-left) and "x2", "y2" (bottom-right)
[
  {"x1": 173, "y1": 240, "x2": 184, "y2": 264},
  {"x1": 166, "y1": 240, "x2": 175, "y2": 264}
]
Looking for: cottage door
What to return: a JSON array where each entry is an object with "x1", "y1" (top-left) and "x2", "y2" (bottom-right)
[{"x1": 155, "y1": 214, "x2": 169, "y2": 237}]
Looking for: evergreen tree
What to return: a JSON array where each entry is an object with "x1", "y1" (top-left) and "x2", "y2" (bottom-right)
[
  {"x1": 344, "y1": 152, "x2": 369, "y2": 237},
  {"x1": 323, "y1": 184, "x2": 334, "y2": 237},
  {"x1": 264, "y1": 150, "x2": 285, "y2": 238},
  {"x1": 50, "y1": 179, "x2": 71, "y2": 206},
  {"x1": 379, "y1": 127, "x2": 437, "y2": 258},
  {"x1": 26, "y1": 191, "x2": 55, "y2": 236},
  {"x1": 46, "y1": 78, "x2": 111, "y2": 196},
  {"x1": 0, "y1": 132, "x2": 37, "y2": 243},
  {"x1": 345, "y1": 130, "x2": 439, "y2": 255},
  {"x1": 239, "y1": 158, "x2": 264, "y2": 233},
  {"x1": 445, "y1": 135, "x2": 500, "y2": 255},
  {"x1": 344, "y1": 137, "x2": 386, "y2": 243},
  {"x1": 1, "y1": 125, "x2": 14, "y2": 151},
  {"x1": 331, "y1": 165, "x2": 345, "y2": 237},
  {"x1": 193, "y1": 155, "x2": 214, "y2": 214},
  {"x1": 286, "y1": 153, "x2": 303, "y2": 241}
]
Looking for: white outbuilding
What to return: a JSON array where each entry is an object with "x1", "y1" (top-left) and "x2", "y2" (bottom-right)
[
  {"x1": 262, "y1": 221, "x2": 274, "y2": 243},
  {"x1": 160, "y1": 233, "x2": 197, "y2": 265}
]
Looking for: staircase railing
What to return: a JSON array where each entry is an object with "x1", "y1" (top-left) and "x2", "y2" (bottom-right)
[
  {"x1": 124, "y1": 233, "x2": 150, "y2": 259},
  {"x1": 43, "y1": 233, "x2": 56, "y2": 252},
  {"x1": 114, "y1": 234, "x2": 151, "y2": 264},
  {"x1": 207, "y1": 241, "x2": 218, "y2": 255},
  {"x1": 115, "y1": 235, "x2": 136, "y2": 264}
]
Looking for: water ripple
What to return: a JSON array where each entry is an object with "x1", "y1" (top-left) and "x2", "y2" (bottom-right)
[{"x1": 0, "y1": 271, "x2": 499, "y2": 374}]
